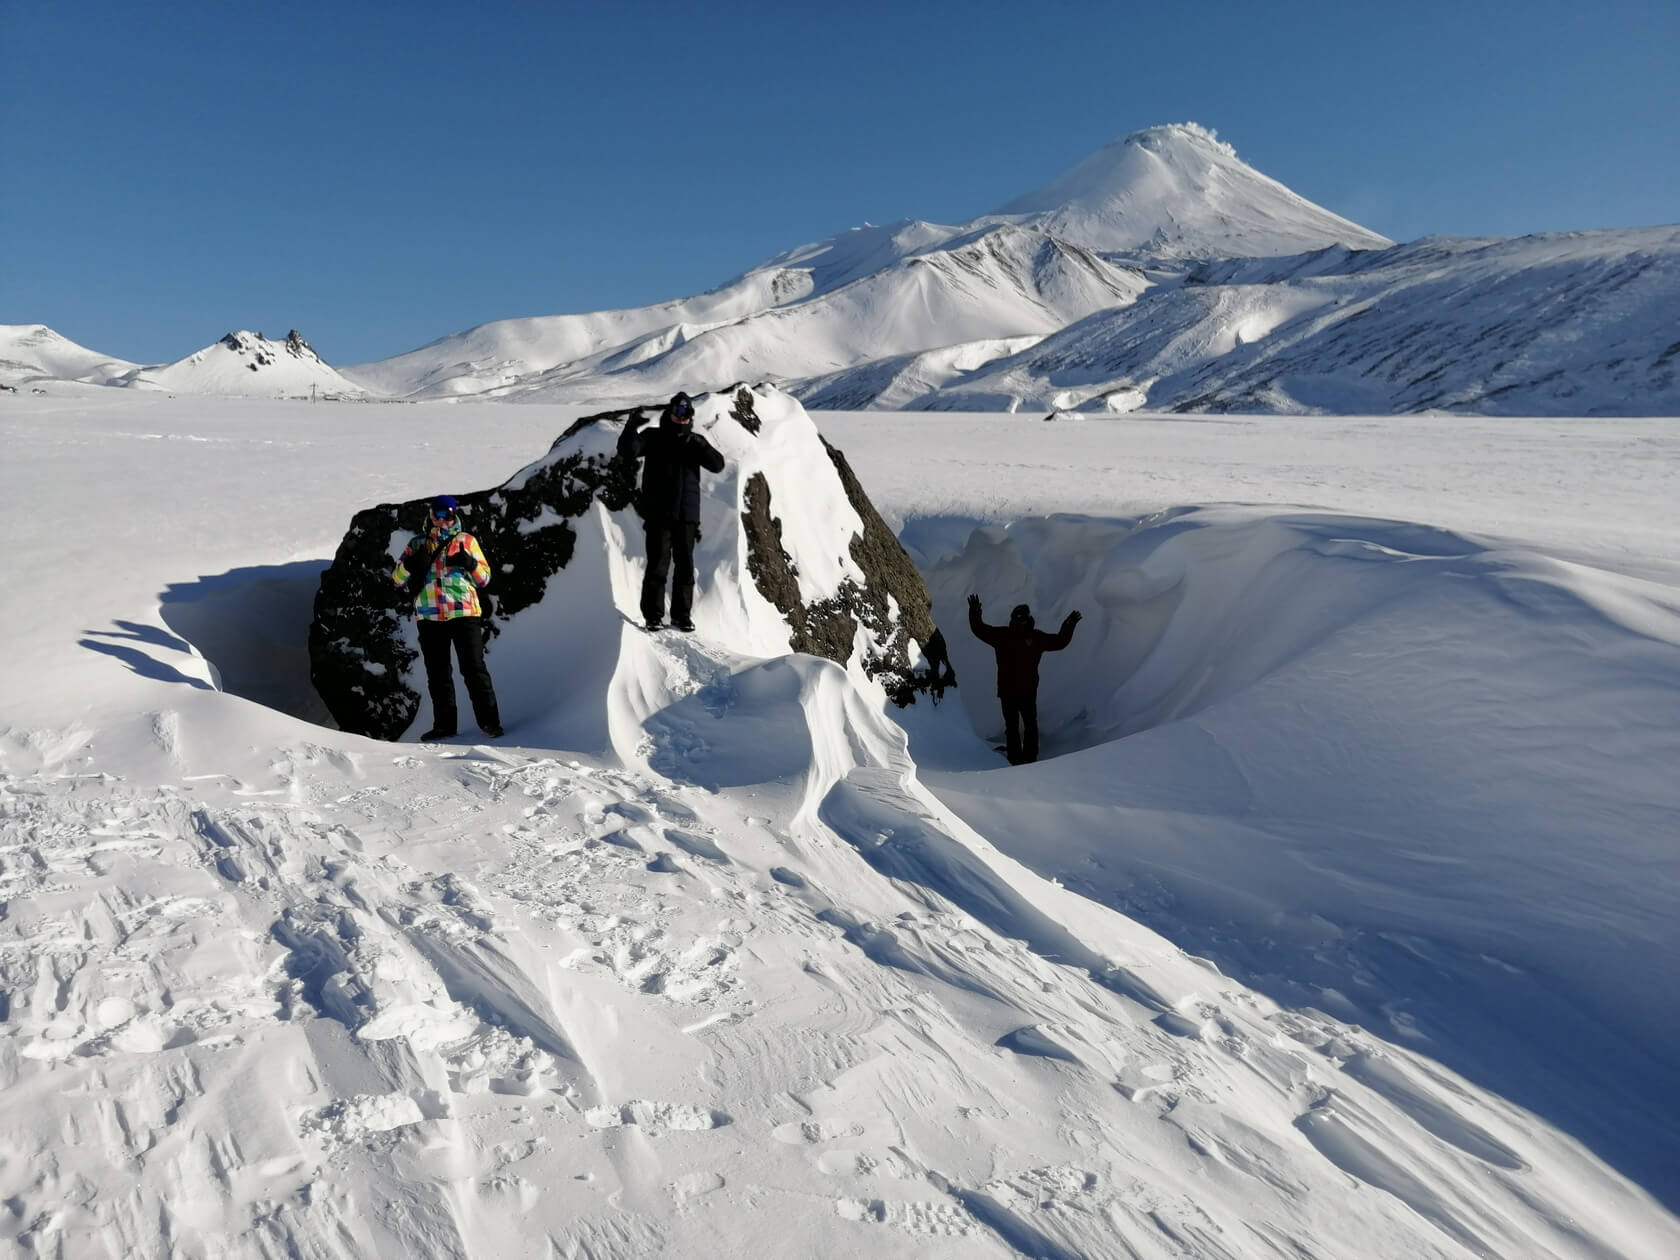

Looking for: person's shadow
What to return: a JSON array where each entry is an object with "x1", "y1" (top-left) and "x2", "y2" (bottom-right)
[{"x1": 80, "y1": 620, "x2": 215, "y2": 690}]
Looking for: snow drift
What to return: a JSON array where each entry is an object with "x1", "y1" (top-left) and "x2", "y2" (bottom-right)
[
  {"x1": 912, "y1": 505, "x2": 1680, "y2": 1206},
  {"x1": 2, "y1": 393, "x2": 1679, "y2": 1256}
]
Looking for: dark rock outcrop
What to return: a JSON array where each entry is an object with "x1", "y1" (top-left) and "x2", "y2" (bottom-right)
[{"x1": 308, "y1": 387, "x2": 945, "y2": 739}]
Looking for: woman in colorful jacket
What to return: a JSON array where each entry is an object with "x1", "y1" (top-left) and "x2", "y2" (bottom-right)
[{"x1": 391, "y1": 494, "x2": 503, "y2": 740}]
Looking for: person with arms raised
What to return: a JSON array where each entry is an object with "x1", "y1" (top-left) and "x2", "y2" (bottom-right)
[{"x1": 968, "y1": 594, "x2": 1081, "y2": 765}]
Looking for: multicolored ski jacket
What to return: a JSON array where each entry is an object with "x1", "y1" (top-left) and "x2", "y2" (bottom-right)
[{"x1": 391, "y1": 523, "x2": 491, "y2": 620}]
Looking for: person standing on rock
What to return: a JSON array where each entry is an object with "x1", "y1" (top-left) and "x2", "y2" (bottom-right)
[
  {"x1": 967, "y1": 594, "x2": 1081, "y2": 765},
  {"x1": 391, "y1": 494, "x2": 503, "y2": 740},
  {"x1": 617, "y1": 391, "x2": 725, "y2": 632}
]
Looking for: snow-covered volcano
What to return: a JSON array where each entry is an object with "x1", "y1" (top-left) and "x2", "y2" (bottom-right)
[
  {"x1": 985, "y1": 122, "x2": 1393, "y2": 258},
  {"x1": 337, "y1": 124, "x2": 1382, "y2": 405}
]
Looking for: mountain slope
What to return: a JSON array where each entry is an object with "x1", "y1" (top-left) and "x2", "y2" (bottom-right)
[
  {"x1": 799, "y1": 226, "x2": 1680, "y2": 416},
  {"x1": 343, "y1": 222, "x2": 1148, "y2": 404},
  {"x1": 0, "y1": 323, "x2": 138, "y2": 388}
]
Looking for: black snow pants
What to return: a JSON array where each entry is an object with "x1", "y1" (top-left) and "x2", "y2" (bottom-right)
[
  {"x1": 418, "y1": 616, "x2": 500, "y2": 733},
  {"x1": 641, "y1": 520, "x2": 699, "y2": 624},
  {"x1": 1001, "y1": 692, "x2": 1039, "y2": 765}
]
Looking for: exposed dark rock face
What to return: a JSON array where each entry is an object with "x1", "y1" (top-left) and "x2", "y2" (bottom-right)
[
  {"x1": 220, "y1": 331, "x2": 277, "y2": 368},
  {"x1": 309, "y1": 389, "x2": 946, "y2": 739},
  {"x1": 736, "y1": 436, "x2": 939, "y2": 707}
]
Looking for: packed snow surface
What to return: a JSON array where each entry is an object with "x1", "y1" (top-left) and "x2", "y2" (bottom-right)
[{"x1": 3, "y1": 391, "x2": 1678, "y2": 1259}]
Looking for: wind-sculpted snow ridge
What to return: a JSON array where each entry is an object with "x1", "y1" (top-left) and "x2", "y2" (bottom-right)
[
  {"x1": 7, "y1": 565, "x2": 1679, "y2": 1257},
  {"x1": 308, "y1": 387, "x2": 938, "y2": 743},
  {"x1": 909, "y1": 505, "x2": 1680, "y2": 1209},
  {"x1": 7, "y1": 389, "x2": 1680, "y2": 1254}
]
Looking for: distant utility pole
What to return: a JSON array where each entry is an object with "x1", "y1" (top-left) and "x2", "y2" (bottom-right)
[{"x1": 311, "y1": 384, "x2": 317, "y2": 403}]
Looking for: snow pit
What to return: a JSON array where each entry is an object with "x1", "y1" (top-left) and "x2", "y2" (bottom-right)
[{"x1": 159, "y1": 559, "x2": 337, "y2": 727}]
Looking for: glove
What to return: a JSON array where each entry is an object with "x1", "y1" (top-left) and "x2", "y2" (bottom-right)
[
  {"x1": 446, "y1": 544, "x2": 477, "y2": 571},
  {"x1": 625, "y1": 410, "x2": 648, "y2": 430},
  {"x1": 967, "y1": 593, "x2": 981, "y2": 612},
  {"x1": 1067, "y1": 610, "x2": 1083, "y2": 625}
]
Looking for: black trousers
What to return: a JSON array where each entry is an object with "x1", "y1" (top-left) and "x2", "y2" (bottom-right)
[
  {"x1": 1001, "y1": 693, "x2": 1039, "y2": 765},
  {"x1": 417, "y1": 617, "x2": 500, "y2": 732},
  {"x1": 641, "y1": 520, "x2": 699, "y2": 624}
]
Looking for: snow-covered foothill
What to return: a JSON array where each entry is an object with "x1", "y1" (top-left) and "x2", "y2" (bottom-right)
[
  {"x1": 124, "y1": 330, "x2": 368, "y2": 398},
  {"x1": 0, "y1": 323, "x2": 138, "y2": 389}
]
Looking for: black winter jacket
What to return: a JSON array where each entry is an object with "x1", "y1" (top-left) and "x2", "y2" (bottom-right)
[
  {"x1": 617, "y1": 413, "x2": 725, "y2": 523},
  {"x1": 970, "y1": 605, "x2": 1077, "y2": 698}
]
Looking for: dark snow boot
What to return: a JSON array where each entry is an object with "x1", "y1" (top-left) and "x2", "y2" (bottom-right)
[{"x1": 421, "y1": 726, "x2": 456, "y2": 741}]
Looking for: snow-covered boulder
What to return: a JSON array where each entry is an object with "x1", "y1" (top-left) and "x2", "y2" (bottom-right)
[{"x1": 309, "y1": 386, "x2": 940, "y2": 741}]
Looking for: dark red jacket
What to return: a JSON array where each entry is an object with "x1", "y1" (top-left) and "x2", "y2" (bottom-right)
[{"x1": 970, "y1": 606, "x2": 1077, "y2": 698}]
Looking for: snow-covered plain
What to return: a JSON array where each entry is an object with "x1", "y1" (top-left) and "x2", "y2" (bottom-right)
[{"x1": 3, "y1": 390, "x2": 1678, "y2": 1259}]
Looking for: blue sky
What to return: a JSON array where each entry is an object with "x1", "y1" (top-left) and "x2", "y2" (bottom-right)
[{"x1": 6, "y1": 0, "x2": 1676, "y2": 366}]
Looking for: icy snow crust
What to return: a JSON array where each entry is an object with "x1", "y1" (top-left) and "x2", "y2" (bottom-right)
[{"x1": 3, "y1": 393, "x2": 1679, "y2": 1258}]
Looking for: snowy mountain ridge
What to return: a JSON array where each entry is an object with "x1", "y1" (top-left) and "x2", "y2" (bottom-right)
[
  {"x1": 10, "y1": 122, "x2": 1678, "y2": 414},
  {"x1": 0, "y1": 324, "x2": 366, "y2": 399},
  {"x1": 801, "y1": 225, "x2": 1680, "y2": 416}
]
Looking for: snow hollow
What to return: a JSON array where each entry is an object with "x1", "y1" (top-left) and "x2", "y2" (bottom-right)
[{"x1": 2, "y1": 391, "x2": 1678, "y2": 1259}]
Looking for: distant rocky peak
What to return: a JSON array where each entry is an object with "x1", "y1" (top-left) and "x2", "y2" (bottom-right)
[
  {"x1": 214, "y1": 329, "x2": 320, "y2": 370},
  {"x1": 219, "y1": 330, "x2": 278, "y2": 369}
]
